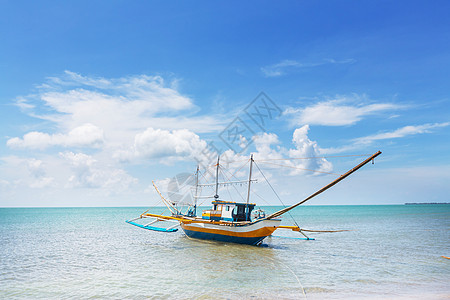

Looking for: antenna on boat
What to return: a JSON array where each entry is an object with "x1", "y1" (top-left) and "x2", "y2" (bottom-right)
[{"x1": 214, "y1": 156, "x2": 220, "y2": 199}]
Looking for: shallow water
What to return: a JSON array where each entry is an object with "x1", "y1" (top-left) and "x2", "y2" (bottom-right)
[{"x1": 1, "y1": 205, "x2": 449, "y2": 299}]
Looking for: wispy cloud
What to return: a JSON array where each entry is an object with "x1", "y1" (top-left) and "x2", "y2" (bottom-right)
[
  {"x1": 320, "y1": 122, "x2": 450, "y2": 154},
  {"x1": 261, "y1": 58, "x2": 356, "y2": 77},
  {"x1": 285, "y1": 96, "x2": 404, "y2": 126},
  {"x1": 353, "y1": 122, "x2": 450, "y2": 144}
]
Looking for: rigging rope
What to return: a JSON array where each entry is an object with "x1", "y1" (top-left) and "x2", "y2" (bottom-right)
[
  {"x1": 251, "y1": 189, "x2": 273, "y2": 206},
  {"x1": 219, "y1": 166, "x2": 247, "y2": 202},
  {"x1": 253, "y1": 161, "x2": 301, "y2": 230},
  {"x1": 222, "y1": 171, "x2": 234, "y2": 200},
  {"x1": 230, "y1": 158, "x2": 252, "y2": 179}
]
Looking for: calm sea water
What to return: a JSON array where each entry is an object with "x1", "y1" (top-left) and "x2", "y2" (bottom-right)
[{"x1": 1, "y1": 205, "x2": 449, "y2": 299}]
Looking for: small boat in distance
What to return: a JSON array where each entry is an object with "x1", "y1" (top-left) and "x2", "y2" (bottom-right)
[{"x1": 127, "y1": 151, "x2": 381, "y2": 245}]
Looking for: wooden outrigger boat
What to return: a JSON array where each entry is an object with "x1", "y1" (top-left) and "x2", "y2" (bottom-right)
[{"x1": 127, "y1": 151, "x2": 381, "y2": 245}]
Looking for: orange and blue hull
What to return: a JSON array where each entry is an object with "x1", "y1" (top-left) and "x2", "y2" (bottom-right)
[{"x1": 180, "y1": 219, "x2": 281, "y2": 245}]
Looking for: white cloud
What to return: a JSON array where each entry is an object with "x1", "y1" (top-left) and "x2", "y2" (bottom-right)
[
  {"x1": 288, "y1": 125, "x2": 333, "y2": 174},
  {"x1": 319, "y1": 122, "x2": 450, "y2": 154},
  {"x1": 220, "y1": 126, "x2": 333, "y2": 176},
  {"x1": 7, "y1": 132, "x2": 51, "y2": 150},
  {"x1": 43, "y1": 71, "x2": 192, "y2": 112},
  {"x1": 27, "y1": 158, "x2": 54, "y2": 188},
  {"x1": 252, "y1": 133, "x2": 283, "y2": 160},
  {"x1": 39, "y1": 76, "x2": 193, "y2": 118},
  {"x1": 15, "y1": 97, "x2": 35, "y2": 111},
  {"x1": 261, "y1": 60, "x2": 301, "y2": 77},
  {"x1": 7, "y1": 124, "x2": 104, "y2": 149},
  {"x1": 285, "y1": 97, "x2": 402, "y2": 126},
  {"x1": 353, "y1": 122, "x2": 450, "y2": 144},
  {"x1": 27, "y1": 158, "x2": 46, "y2": 177},
  {"x1": 119, "y1": 125, "x2": 333, "y2": 179},
  {"x1": 0, "y1": 156, "x2": 55, "y2": 189},
  {"x1": 3, "y1": 71, "x2": 230, "y2": 201},
  {"x1": 10, "y1": 71, "x2": 224, "y2": 153},
  {"x1": 29, "y1": 177, "x2": 55, "y2": 189},
  {"x1": 134, "y1": 128, "x2": 207, "y2": 159},
  {"x1": 60, "y1": 151, "x2": 137, "y2": 191},
  {"x1": 50, "y1": 70, "x2": 113, "y2": 88},
  {"x1": 116, "y1": 127, "x2": 220, "y2": 170},
  {"x1": 261, "y1": 58, "x2": 355, "y2": 77}
]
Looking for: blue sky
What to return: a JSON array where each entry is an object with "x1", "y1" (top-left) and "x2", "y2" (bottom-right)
[{"x1": 1, "y1": 0, "x2": 449, "y2": 207}]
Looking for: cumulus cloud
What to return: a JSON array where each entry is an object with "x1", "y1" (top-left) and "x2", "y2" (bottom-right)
[
  {"x1": 118, "y1": 125, "x2": 332, "y2": 179},
  {"x1": 4, "y1": 71, "x2": 230, "y2": 197},
  {"x1": 285, "y1": 97, "x2": 403, "y2": 126},
  {"x1": 134, "y1": 128, "x2": 206, "y2": 158},
  {"x1": 288, "y1": 125, "x2": 333, "y2": 174},
  {"x1": 261, "y1": 58, "x2": 355, "y2": 77},
  {"x1": 116, "y1": 127, "x2": 220, "y2": 169},
  {"x1": 7, "y1": 124, "x2": 104, "y2": 149},
  {"x1": 252, "y1": 133, "x2": 283, "y2": 160},
  {"x1": 10, "y1": 71, "x2": 224, "y2": 153},
  {"x1": 221, "y1": 126, "x2": 333, "y2": 176}
]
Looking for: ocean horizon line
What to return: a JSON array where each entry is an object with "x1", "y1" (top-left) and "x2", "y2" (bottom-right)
[{"x1": 1, "y1": 203, "x2": 449, "y2": 209}]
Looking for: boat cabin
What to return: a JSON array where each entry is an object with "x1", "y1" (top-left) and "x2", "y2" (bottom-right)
[{"x1": 202, "y1": 200, "x2": 255, "y2": 222}]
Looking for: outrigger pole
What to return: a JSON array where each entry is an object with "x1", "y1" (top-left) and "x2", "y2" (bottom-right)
[
  {"x1": 265, "y1": 150, "x2": 382, "y2": 220},
  {"x1": 152, "y1": 180, "x2": 180, "y2": 215}
]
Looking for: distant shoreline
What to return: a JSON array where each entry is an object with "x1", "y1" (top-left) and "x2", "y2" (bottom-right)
[{"x1": 405, "y1": 202, "x2": 449, "y2": 205}]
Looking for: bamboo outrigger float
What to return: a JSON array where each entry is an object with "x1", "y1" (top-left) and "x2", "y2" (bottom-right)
[{"x1": 127, "y1": 151, "x2": 381, "y2": 245}]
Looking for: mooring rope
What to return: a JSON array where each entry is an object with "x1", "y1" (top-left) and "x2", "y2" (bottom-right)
[{"x1": 262, "y1": 253, "x2": 307, "y2": 299}]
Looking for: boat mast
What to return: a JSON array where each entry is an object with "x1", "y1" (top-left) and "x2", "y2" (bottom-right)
[
  {"x1": 245, "y1": 155, "x2": 254, "y2": 220},
  {"x1": 246, "y1": 154, "x2": 254, "y2": 205},
  {"x1": 214, "y1": 156, "x2": 220, "y2": 199},
  {"x1": 194, "y1": 165, "x2": 199, "y2": 215}
]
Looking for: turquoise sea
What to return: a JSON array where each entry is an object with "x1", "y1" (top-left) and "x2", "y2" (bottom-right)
[{"x1": 1, "y1": 205, "x2": 449, "y2": 299}]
